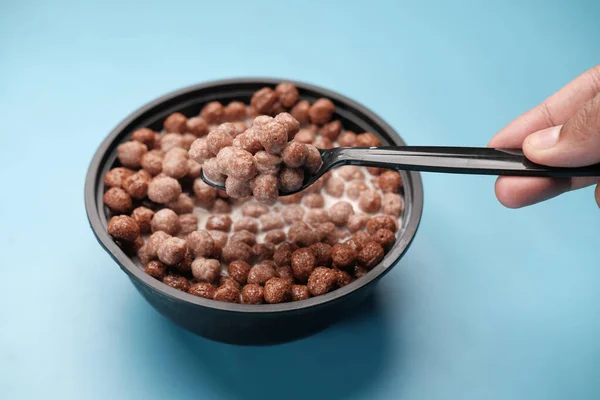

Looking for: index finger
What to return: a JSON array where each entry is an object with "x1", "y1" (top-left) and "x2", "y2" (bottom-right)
[{"x1": 488, "y1": 65, "x2": 600, "y2": 148}]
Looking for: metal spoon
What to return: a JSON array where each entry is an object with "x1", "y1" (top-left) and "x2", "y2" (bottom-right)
[{"x1": 201, "y1": 146, "x2": 600, "y2": 196}]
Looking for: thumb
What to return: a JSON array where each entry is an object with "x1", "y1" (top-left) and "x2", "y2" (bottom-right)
[{"x1": 523, "y1": 92, "x2": 600, "y2": 167}]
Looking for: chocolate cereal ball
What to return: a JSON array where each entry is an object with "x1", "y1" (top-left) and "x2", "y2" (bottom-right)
[
  {"x1": 157, "y1": 237, "x2": 187, "y2": 265},
  {"x1": 251, "y1": 87, "x2": 278, "y2": 114},
  {"x1": 145, "y1": 260, "x2": 167, "y2": 280},
  {"x1": 303, "y1": 145, "x2": 322, "y2": 174},
  {"x1": 331, "y1": 243, "x2": 357, "y2": 270},
  {"x1": 265, "y1": 230, "x2": 287, "y2": 245},
  {"x1": 228, "y1": 260, "x2": 251, "y2": 285},
  {"x1": 257, "y1": 120, "x2": 288, "y2": 155},
  {"x1": 279, "y1": 167, "x2": 304, "y2": 193},
  {"x1": 381, "y1": 193, "x2": 403, "y2": 217},
  {"x1": 140, "y1": 150, "x2": 164, "y2": 176},
  {"x1": 186, "y1": 116, "x2": 209, "y2": 137},
  {"x1": 163, "y1": 112, "x2": 187, "y2": 133},
  {"x1": 166, "y1": 193, "x2": 194, "y2": 215},
  {"x1": 282, "y1": 204, "x2": 305, "y2": 223},
  {"x1": 307, "y1": 267, "x2": 337, "y2": 296},
  {"x1": 274, "y1": 112, "x2": 300, "y2": 140},
  {"x1": 189, "y1": 282, "x2": 217, "y2": 299},
  {"x1": 302, "y1": 193, "x2": 324, "y2": 209},
  {"x1": 259, "y1": 214, "x2": 285, "y2": 231},
  {"x1": 132, "y1": 128, "x2": 156, "y2": 149},
  {"x1": 160, "y1": 133, "x2": 184, "y2": 152},
  {"x1": 373, "y1": 228, "x2": 395, "y2": 250},
  {"x1": 108, "y1": 215, "x2": 139, "y2": 242},
  {"x1": 122, "y1": 171, "x2": 150, "y2": 200},
  {"x1": 224, "y1": 101, "x2": 247, "y2": 121},
  {"x1": 308, "y1": 98, "x2": 335, "y2": 125},
  {"x1": 313, "y1": 137, "x2": 333, "y2": 150},
  {"x1": 187, "y1": 159, "x2": 202, "y2": 178},
  {"x1": 186, "y1": 230, "x2": 214, "y2": 258},
  {"x1": 233, "y1": 130, "x2": 263, "y2": 155},
  {"x1": 151, "y1": 209, "x2": 180, "y2": 235},
  {"x1": 288, "y1": 222, "x2": 318, "y2": 247},
  {"x1": 191, "y1": 257, "x2": 220, "y2": 283},
  {"x1": 355, "y1": 132, "x2": 382, "y2": 147},
  {"x1": 247, "y1": 263, "x2": 277, "y2": 286},
  {"x1": 334, "y1": 269, "x2": 353, "y2": 287},
  {"x1": 178, "y1": 214, "x2": 198, "y2": 235},
  {"x1": 162, "y1": 148, "x2": 189, "y2": 179},
  {"x1": 104, "y1": 167, "x2": 134, "y2": 188},
  {"x1": 254, "y1": 151, "x2": 282, "y2": 175},
  {"x1": 347, "y1": 214, "x2": 369, "y2": 233},
  {"x1": 205, "y1": 214, "x2": 232, "y2": 232},
  {"x1": 146, "y1": 231, "x2": 171, "y2": 259},
  {"x1": 202, "y1": 157, "x2": 226, "y2": 183},
  {"x1": 325, "y1": 177, "x2": 345, "y2": 198},
  {"x1": 214, "y1": 284, "x2": 240, "y2": 303},
  {"x1": 366, "y1": 215, "x2": 398, "y2": 235},
  {"x1": 231, "y1": 217, "x2": 258, "y2": 233},
  {"x1": 337, "y1": 166, "x2": 364, "y2": 181},
  {"x1": 305, "y1": 209, "x2": 330, "y2": 227},
  {"x1": 274, "y1": 242, "x2": 298, "y2": 267},
  {"x1": 163, "y1": 274, "x2": 190, "y2": 292},
  {"x1": 200, "y1": 101, "x2": 224, "y2": 124},
  {"x1": 241, "y1": 283, "x2": 264, "y2": 304},
  {"x1": 193, "y1": 178, "x2": 217, "y2": 207},
  {"x1": 291, "y1": 285, "x2": 311, "y2": 301},
  {"x1": 222, "y1": 241, "x2": 253, "y2": 264},
  {"x1": 104, "y1": 187, "x2": 133, "y2": 214},
  {"x1": 226, "y1": 177, "x2": 252, "y2": 199},
  {"x1": 206, "y1": 126, "x2": 234, "y2": 156},
  {"x1": 345, "y1": 231, "x2": 371, "y2": 253},
  {"x1": 309, "y1": 242, "x2": 333, "y2": 267},
  {"x1": 188, "y1": 138, "x2": 212, "y2": 164},
  {"x1": 228, "y1": 148, "x2": 257, "y2": 181},
  {"x1": 291, "y1": 248, "x2": 317, "y2": 282},
  {"x1": 251, "y1": 174, "x2": 278, "y2": 204},
  {"x1": 148, "y1": 176, "x2": 182, "y2": 204},
  {"x1": 131, "y1": 206, "x2": 154, "y2": 234},
  {"x1": 275, "y1": 83, "x2": 299, "y2": 108},
  {"x1": 329, "y1": 201, "x2": 354, "y2": 226},
  {"x1": 253, "y1": 243, "x2": 275, "y2": 262},
  {"x1": 338, "y1": 131, "x2": 357, "y2": 147},
  {"x1": 117, "y1": 141, "x2": 147, "y2": 169},
  {"x1": 320, "y1": 120, "x2": 342, "y2": 141},
  {"x1": 294, "y1": 128, "x2": 316, "y2": 144},
  {"x1": 242, "y1": 201, "x2": 269, "y2": 217},
  {"x1": 230, "y1": 230, "x2": 257, "y2": 246},
  {"x1": 357, "y1": 241, "x2": 385, "y2": 269},
  {"x1": 358, "y1": 189, "x2": 382, "y2": 213},
  {"x1": 276, "y1": 265, "x2": 294, "y2": 281},
  {"x1": 264, "y1": 277, "x2": 292, "y2": 304},
  {"x1": 344, "y1": 181, "x2": 367, "y2": 201},
  {"x1": 290, "y1": 100, "x2": 310, "y2": 125},
  {"x1": 282, "y1": 142, "x2": 307, "y2": 168},
  {"x1": 378, "y1": 170, "x2": 402, "y2": 193}
]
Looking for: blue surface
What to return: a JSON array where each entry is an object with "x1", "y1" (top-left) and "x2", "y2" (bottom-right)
[{"x1": 1, "y1": 0, "x2": 599, "y2": 399}]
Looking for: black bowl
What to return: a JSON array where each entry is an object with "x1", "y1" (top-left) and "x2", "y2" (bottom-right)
[{"x1": 85, "y1": 78, "x2": 424, "y2": 345}]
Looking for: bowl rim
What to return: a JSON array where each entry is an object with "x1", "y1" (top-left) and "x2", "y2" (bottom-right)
[{"x1": 85, "y1": 77, "x2": 424, "y2": 314}]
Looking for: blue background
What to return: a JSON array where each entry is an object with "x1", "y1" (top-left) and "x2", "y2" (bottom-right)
[{"x1": 1, "y1": 0, "x2": 599, "y2": 399}]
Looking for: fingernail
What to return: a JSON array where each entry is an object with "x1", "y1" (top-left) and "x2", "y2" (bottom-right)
[{"x1": 526, "y1": 126, "x2": 561, "y2": 150}]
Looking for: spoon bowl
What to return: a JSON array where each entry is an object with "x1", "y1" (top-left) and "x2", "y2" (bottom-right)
[{"x1": 201, "y1": 145, "x2": 600, "y2": 196}]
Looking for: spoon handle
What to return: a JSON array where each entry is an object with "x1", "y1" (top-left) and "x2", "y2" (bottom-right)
[{"x1": 334, "y1": 146, "x2": 600, "y2": 177}]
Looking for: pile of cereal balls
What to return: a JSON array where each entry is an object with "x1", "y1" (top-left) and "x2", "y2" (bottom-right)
[{"x1": 104, "y1": 82, "x2": 404, "y2": 304}]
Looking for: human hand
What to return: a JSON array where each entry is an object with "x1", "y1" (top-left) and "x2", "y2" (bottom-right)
[{"x1": 488, "y1": 65, "x2": 600, "y2": 208}]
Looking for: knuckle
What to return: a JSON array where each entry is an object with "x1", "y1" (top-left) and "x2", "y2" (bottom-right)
[
  {"x1": 563, "y1": 94, "x2": 600, "y2": 143},
  {"x1": 538, "y1": 101, "x2": 557, "y2": 127},
  {"x1": 589, "y1": 65, "x2": 600, "y2": 94}
]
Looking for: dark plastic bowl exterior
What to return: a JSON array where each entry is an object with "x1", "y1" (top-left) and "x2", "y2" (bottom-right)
[{"x1": 85, "y1": 78, "x2": 424, "y2": 345}]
